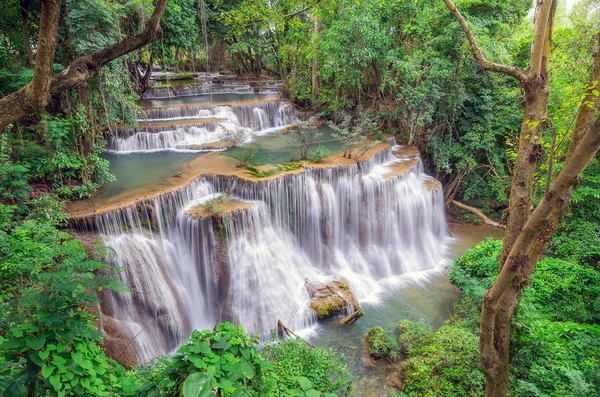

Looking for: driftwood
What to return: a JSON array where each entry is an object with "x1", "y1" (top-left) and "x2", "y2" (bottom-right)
[
  {"x1": 340, "y1": 309, "x2": 364, "y2": 325},
  {"x1": 277, "y1": 320, "x2": 315, "y2": 348},
  {"x1": 451, "y1": 200, "x2": 506, "y2": 229}
]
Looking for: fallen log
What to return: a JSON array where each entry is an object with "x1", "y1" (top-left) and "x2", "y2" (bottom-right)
[
  {"x1": 277, "y1": 320, "x2": 315, "y2": 348},
  {"x1": 451, "y1": 200, "x2": 506, "y2": 229},
  {"x1": 340, "y1": 309, "x2": 364, "y2": 325}
]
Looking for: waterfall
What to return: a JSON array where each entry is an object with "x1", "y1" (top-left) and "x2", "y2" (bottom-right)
[
  {"x1": 110, "y1": 101, "x2": 298, "y2": 152},
  {"x1": 74, "y1": 147, "x2": 450, "y2": 364}
]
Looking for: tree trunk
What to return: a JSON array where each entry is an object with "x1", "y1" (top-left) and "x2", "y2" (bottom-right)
[
  {"x1": 0, "y1": 0, "x2": 169, "y2": 133},
  {"x1": 311, "y1": 16, "x2": 319, "y2": 102},
  {"x1": 20, "y1": 0, "x2": 34, "y2": 68},
  {"x1": 439, "y1": 2, "x2": 600, "y2": 397}
]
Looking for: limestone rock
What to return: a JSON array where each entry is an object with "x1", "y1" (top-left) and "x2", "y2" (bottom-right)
[{"x1": 305, "y1": 279, "x2": 361, "y2": 320}]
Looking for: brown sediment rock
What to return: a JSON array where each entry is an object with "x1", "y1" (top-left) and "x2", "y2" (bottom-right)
[
  {"x1": 382, "y1": 159, "x2": 420, "y2": 180},
  {"x1": 423, "y1": 177, "x2": 442, "y2": 192},
  {"x1": 185, "y1": 199, "x2": 253, "y2": 218},
  {"x1": 180, "y1": 140, "x2": 235, "y2": 151},
  {"x1": 66, "y1": 141, "x2": 391, "y2": 220},
  {"x1": 100, "y1": 315, "x2": 138, "y2": 368},
  {"x1": 305, "y1": 279, "x2": 361, "y2": 319},
  {"x1": 114, "y1": 117, "x2": 224, "y2": 131},
  {"x1": 392, "y1": 144, "x2": 419, "y2": 158}
]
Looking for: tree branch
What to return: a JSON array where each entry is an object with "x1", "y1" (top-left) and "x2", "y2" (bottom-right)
[
  {"x1": 528, "y1": 0, "x2": 554, "y2": 80},
  {"x1": 0, "y1": 0, "x2": 168, "y2": 132},
  {"x1": 451, "y1": 200, "x2": 506, "y2": 229},
  {"x1": 441, "y1": 0, "x2": 528, "y2": 81},
  {"x1": 283, "y1": 0, "x2": 323, "y2": 20}
]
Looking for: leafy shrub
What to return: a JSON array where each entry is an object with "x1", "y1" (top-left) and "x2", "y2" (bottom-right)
[
  {"x1": 202, "y1": 194, "x2": 234, "y2": 215},
  {"x1": 310, "y1": 145, "x2": 331, "y2": 163},
  {"x1": 140, "y1": 322, "x2": 273, "y2": 396},
  {"x1": 396, "y1": 320, "x2": 432, "y2": 357},
  {"x1": 262, "y1": 337, "x2": 352, "y2": 396},
  {"x1": 511, "y1": 320, "x2": 600, "y2": 397},
  {"x1": 366, "y1": 326, "x2": 396, "y2": 359},
  {"x1": 449, "y1": 239, "x2": 502, "y2": 302},
  {"x1": 0, "y1": 217, "x2": 128, "y2": 397},
  {"x1": 520, "y1": 257, "x2": 600, "y2": 323},
  {"x1": 398, "y1": 325, "x2": 485, "y2": 397}
]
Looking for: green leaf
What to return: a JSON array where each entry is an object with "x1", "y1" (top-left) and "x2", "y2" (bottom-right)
[
  {"x1": 592, "y1": 89, "x2": 599, "y2": 97},
  {"x1": 212, "y1": 338, "x2": 231, "y2": 350},
  {"x1": 57, "y1": 341, "x2": 68, "y2": 353},
  {"x1": 25, "y1": 334, "x2": 46, "y2": 351},
  {"x1": 182, "y1": 372, "x2": 216, "y2": 397},
  {"x1": 71, "y1": 351, "x2": 83, "y2": 365},
  {"x1": 39, "y1": 348, "x2": 50, "y2": 360},
  {"x1": 298, "y1": 377, "x2": 312, "y2": 391},
  {"x1": 49, "y1": 374, "x2": 62, "y2": 391},
  {"x1": 41, "y1": 364, "x2": 55, "y2": 379}
]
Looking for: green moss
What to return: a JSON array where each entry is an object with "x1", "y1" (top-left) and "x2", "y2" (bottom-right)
[{"x1": 366, "y1": 326, "x2": 396, "y2": 359}]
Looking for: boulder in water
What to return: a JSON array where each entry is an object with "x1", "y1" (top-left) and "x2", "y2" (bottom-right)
[{"x1": 305, "y1": 279, "x2": 361, "y2": 321}]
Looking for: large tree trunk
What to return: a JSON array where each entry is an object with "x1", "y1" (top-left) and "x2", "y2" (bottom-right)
[
  {"x1": 0, "y1": 0, "x2": 168, "y2": 133},
  {"x1": 441, "y1": 1, "x2": 600, "y2": 396},
  {"x1": 500, "y1": 1, "x2": 557, "y2": 265}
]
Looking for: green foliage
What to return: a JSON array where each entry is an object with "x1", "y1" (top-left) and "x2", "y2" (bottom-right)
[
  {"x1": 511, "y1": 320, "x2": 600, "y2": 397},
  {"x1": 0, "y1": 203, "x2": 127, "y2": 396},
  {"x1": 137, "y1": 324, "x2": 349, "y2": 396},
  {"x1": 310, "y1": 145, "x2": 331, "y2": 163},
  {"x1": 202, "y1": 194, "x2": 234, "y2": 215},
  {"x1": 246, "y1": 161, "x2": 306, "y2": 179},
  {"x1": 397, "y1": 324, "x2": 485, "y2": 397},
  {"x1": 289, "y1": 118, "x2": 323, "y2": 160},
  {"x1": 138, "y1": 322, "x2": 273, "y2": 396},
  {"x1": 449, "y1": 237, "x2": 600, "y2": 396},
  {"x1": 396, "y1": 320, "x2": 432, "y2": 357},
  {"x1": 449, "y1": 239, "x2": 502, "y2": 302},
  {"x1": 550, "y1": 157, "x2": 600, "y2": 266},
  {"x1": 520, "y1": 258, "x2": 600, "y2": 324},
  {"x1": 366, "y1": 326, "x2": 396, "y2": 360},
  {"x1": 262, "y1": 338, "x2": 351, "y2": 396}
]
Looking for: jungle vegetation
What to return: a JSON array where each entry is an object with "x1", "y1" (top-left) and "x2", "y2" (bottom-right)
[{"x1": 0, "y1": 0, "x2": 599, "y2": 396}]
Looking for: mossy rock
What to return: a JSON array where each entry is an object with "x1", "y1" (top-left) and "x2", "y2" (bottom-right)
[
  {"x1": 309, "y1": 296, "x2": 346, "y2": 318},
  {"x1": 366, "y1": 326, "x2": 397, "y2": 359}
]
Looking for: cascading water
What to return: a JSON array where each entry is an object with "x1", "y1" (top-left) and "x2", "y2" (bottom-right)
[
  {"x1": 75, "y1": 146, "x2": 450, "y2": 364},
  {"x1": 110, "y1": 99, "x2": 298, "y2": 152}
]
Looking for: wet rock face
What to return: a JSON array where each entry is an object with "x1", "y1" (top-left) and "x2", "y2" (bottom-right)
[
  {"x1": 305, "y1": 279, "x2": 361, "y2": 319},
  {"x1": 101, "y1": 315, "x2": 138, "y2": 368}
]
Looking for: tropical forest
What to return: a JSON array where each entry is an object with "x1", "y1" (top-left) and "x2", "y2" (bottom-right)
[{"x1": 0, "y1": 0, "x2": 599, "y2": 396}]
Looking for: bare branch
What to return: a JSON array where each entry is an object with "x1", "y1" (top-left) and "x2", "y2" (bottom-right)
[
  {"x1": 441, "y1": 0, "x2": 528, "y2": 81},
  {"x1": 451, "y1": 200, "x2": 506, "y2": 229},
  {"x1": 283, "y1": 0, "x2": 323, "y2": 20}
]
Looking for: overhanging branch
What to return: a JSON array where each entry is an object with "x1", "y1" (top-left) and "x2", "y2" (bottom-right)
[{"x1": 441, "y1": 0, "x2": 528, "y2": 81}]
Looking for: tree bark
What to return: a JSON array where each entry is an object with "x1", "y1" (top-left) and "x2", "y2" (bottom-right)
[
  {"x1": 441, "y1": 2, "x2": 600, "y2": 397},
  {"x1": 0, "y1": 0, "x2": 169, "y2": 133},
  {"x1": 20, "y1": 0, "x2": 35, "y2": 68},
  {"x1": 500, "y1": 0, "x2": 557, "y2": 265}
]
